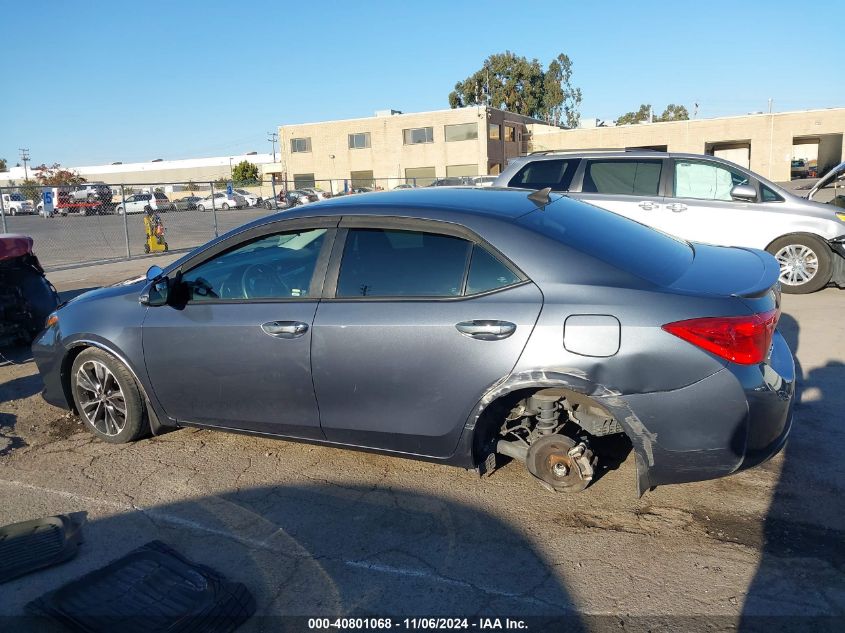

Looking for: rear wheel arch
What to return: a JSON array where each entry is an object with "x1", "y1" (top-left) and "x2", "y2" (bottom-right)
[{"x1": 466, "y1": 373, "x2": 650, "y2": 494}]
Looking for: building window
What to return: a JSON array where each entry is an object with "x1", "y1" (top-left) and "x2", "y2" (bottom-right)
[
  {"x1": 293, "y1": 173, "x2": 315, "y2": 189},
  {"x1": 350, "y1": 170, "x2": 375, "y2": 189},
  {"x1": 488, "y1": 123, "x2": 501, "y2": 140},
  {"x1": 348, "y1": 132, "x2": 371, "y2": 149},
  {"x1": 403, "y1": 127, "x2": 434, "y2": 145},
  {"x1": 290, "y1": 138, "x2": 311, "y2": 153},
  {"x1": 444, "y1": 122, "x2": 478, "y2": 142},
  {"x1": 404, "y1": 166, "x2": 436, "y2": 186},
  {"x1": 503, "y1": 125, "x2": 516, "y2": 142},
  {"x1": 446, "y1": 164, "x2": 477, "y2": 178}
]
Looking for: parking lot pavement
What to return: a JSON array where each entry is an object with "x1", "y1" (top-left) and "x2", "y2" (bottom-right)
[
  {"x1": 4, "y1": 207, "x2": 272, "y2": 270},
  {"x1": 0, "y1": 260, "x2": 843, "y2": 625}
]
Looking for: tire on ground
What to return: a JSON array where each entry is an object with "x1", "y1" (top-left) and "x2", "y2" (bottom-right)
[
  {"x1": 70, "y1": 347, "x2": 150, "y2": 443},
  {"x1": 766, "y1": 234, "x2": 832, "y2": 294}
]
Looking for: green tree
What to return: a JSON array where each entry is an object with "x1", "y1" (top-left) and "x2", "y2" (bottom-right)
[
  {"x1": 213, "y1": 177, "x2": 229, "y2": 189},
  {"x1": 185, "y1": 180, "x2": 199, "y2": 192},
  {"x1": 19, "y1": 179, "x2": 41, "y2": 204},
  {"x1": 231, "y1": 160, "x2": 260, "y2": 185},
  {"x1": 656, "y1": 104, "x2": 689, "y2": 122},
  {"x1": 448, "y1": 51, "x2": 582, "y2": 127},
  {"x1": 0, "y1": 158, "x2": 7, "y2": 172},
  {"x1": 32, "y1": 163, "x2": 86, "y2": 185},
  {"x1": 615, "y1": 104, "x2": 652, "y2": 126},
  {"x1": 616, "y1": 103, "x2": 690, "y2": 125}
]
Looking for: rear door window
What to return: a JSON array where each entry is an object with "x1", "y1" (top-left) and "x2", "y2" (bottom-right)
[
  {"x1": 508, "y1": 159, "x2": 579, "y2": 191},
  {"x1": 465, "y1": 245, "x2": 521, "y2": 294},
  {"x1": 673, "y1": 160, "x2": 750, "y2": 201},
  {"x1": 336, "y1": 229, "x2": 471, "y2": 297},
  {"x1": 582, "y1": 160, "x2": 662, "y2": 195}
]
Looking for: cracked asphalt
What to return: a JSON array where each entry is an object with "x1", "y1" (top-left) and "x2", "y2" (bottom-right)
[{"x1": 0, "y1": 258, "x2": 843, "y2": 630}]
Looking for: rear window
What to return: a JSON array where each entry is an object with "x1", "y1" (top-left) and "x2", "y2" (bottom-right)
[
  {"x1": 582, "y1": 159, "x2": 662, "y2": 196},
  {"x1": 518, "y1": 199, "x2": 693, "y2": 286},
  {"x1": 508, "y1": 159, "x2": 578, "y2": 191}
]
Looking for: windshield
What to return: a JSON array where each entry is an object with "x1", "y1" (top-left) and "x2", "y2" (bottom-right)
[{"x1": 8, "y1": 194, "x2": 24, "y2": 201}]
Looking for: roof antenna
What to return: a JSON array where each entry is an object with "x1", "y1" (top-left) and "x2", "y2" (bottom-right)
[{"x1": 527, "y1": 187, "x2": 552, "y2": 207}]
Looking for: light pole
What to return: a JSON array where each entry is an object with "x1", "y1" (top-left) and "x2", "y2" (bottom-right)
[
  {"x1": 229, "y1": 157, "x2": 233, "y2": 183},
  {"x1": 329, "y1": 154, "x2": 336, "y2": 193}
]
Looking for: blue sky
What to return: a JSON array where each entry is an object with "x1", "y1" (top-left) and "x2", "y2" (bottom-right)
[{"x1": 2, "y1": 0, "x2": 842, "y2": 167}]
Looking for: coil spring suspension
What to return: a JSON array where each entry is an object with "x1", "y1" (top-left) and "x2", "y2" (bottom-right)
[{"x1": 533, "y1": 394, "x2": 560, "y2": 436}]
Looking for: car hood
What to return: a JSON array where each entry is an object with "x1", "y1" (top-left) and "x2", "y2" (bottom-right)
[
  {"x1": 666, "y1": 243, "x2": 779, "y2": 298},
  {"x1": 63, "y1": 277, "x2": 146, "y2": 308},
  {"x1": 807, "y1": 160, "x2": 845, "y2": 200}
]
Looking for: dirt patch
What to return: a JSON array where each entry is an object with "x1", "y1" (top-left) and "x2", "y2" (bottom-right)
[{"x1": 48, "y1": 413, "x2": 84, "y2": 439}]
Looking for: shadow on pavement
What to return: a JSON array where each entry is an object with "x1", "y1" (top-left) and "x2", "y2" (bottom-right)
[
  {"x1": 3, "y1": 484, "x2": 587, "y2": 631},
  {"x1": 741, "y1": 312, "x2": 845, "y2": 631}
]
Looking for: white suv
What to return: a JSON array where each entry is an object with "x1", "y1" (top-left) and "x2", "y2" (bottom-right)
[
  {"x1": 495, "y1": 151, "x2": 845, "y2": 293},
  {"x1": 116, "y1": 192, "x2": 175, "y2": 215}
]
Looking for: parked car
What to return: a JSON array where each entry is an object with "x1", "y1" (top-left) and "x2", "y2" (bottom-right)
[
  {"x1": 287, "y1": 190, "x2": 318, "y2": 205},
  {"x1": 393, "y1": 183, "x2": 418, "y2": 190},
  {"x1": 173, "y1": 196, "x2": 203, "y2": 212},
  {"x1": 471, "y1": 176, "x2": 497, "y2": 187},
  {"x1": 791, "y1": 159, "x2": 810, "y2": 179},
  {"x1": 68, "y1": 182, "x2": 112, "y2": 205},
  {"x1": 115, "y1": 192, "x2": 175, "y2": 215},
  {"x1": 196, "y1": 192, "x2": 243, "y2": 212},
  {"x1": 1, "y1": 235, "x2": 59, "y2": 346},
  {"x1": 1, "y1": 193, "x2": 36, "y2": 215},
  {"x1": 233, "y1": 189, "x2": 262, "y2": 208},
  {"x1": 495, "y1": 150, "x2": 845, "y2": 293},
  {"x1": 33, "y1": 187, "x2": 793, "y2": 497},
  {"x1": 429, "y1": 177, "x2": 467, "y2": 187},
  {"x1": 301, "y1": 187, "x2": 331, "y2": 200}
]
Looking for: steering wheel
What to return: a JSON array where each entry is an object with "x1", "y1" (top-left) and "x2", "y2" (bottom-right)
[{"x1": 240, "y1": 263, "x2": 291, "y2": 299}]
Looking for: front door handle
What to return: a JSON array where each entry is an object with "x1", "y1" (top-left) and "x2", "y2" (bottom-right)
[
  {"x1": 262, "y1": 321, "x2": 309, "y2": 338},
  {"x1": 455, "y1": 320, "x2": 516, "y2": 341},
  {"x1": 638, "y1": 201, "x2": 659, "y2": 210},
  {"x1": 666, "y1": 202, "x2": 688, "y2": 212}
]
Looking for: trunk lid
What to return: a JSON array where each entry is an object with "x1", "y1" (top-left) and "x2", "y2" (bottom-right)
[{"x1": 666, "y1": 243, "x2": 780, "y2": 298}]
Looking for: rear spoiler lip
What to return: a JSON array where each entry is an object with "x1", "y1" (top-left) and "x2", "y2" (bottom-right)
[{"x1": 731, "y1": 247, "x2": 781, "y2": 299}]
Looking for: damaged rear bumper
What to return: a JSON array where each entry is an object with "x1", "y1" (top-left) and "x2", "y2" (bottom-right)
[{"x1": 605, "y1": 330, "x2": 795, "y2": 494}]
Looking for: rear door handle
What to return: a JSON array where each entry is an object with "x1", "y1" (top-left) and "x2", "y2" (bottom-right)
[
  {"x1": 666, "y1": 202, "x2": 687, "y2": 212},
  {"x1": 638, "y1": 201, "x2": 659, "y2": 210},
  {"x1": 455, "y1": 320, "x2": 516, "y2": 341},
  {"x1": 261, "y1": 321, "x2": 309, "y2": 338}
]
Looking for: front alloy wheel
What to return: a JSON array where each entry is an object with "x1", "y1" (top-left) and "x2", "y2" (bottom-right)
[
  {"x1": 75, "y1": 360, "x2": 126, "y2": 436},
  {"x1": 70, "y1": 348, "x2": 149, "y2": 443}
]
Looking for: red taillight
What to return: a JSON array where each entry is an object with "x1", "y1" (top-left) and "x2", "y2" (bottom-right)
[{"x1": 662, "y1": 309, "x2": 779, "y2": 365}]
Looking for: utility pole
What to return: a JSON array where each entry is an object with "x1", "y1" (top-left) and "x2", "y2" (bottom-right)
[
  {"x1": 767, "y1": 98, "x2": 773, "y2": 114},
  {"x1": 267, "y1": 132, "x2": 278, "y2": 162},
  {"x1": 19, "y1": 148, "x2": 30, "y2": 180}
]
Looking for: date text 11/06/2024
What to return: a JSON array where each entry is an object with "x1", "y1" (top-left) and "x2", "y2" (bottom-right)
[{"x1": 307, "y1": 618, "x2": 529, "y2": 630}]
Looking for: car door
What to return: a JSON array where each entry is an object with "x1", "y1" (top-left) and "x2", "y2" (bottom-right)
[
  {"x1": 568, "y1": 157, "x2": 667, "y2": 228},
  {"x1": 142, "y1": 218, "x2": 338, "y2": 438},
  {"x1": 657, "y1": 158, "x2": 764, "y2": 247},
  {"x1": 310, "y1": 217, "x2": 544, "y2": 458}
]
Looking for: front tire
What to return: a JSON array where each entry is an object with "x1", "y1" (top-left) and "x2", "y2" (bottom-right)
[
  {"x1": 767, "y1": 234, "x2": 832, "y2": 294},
  {"x1": 221, "y1": 203, "x2": 229, "y2": 210},
  {"x1": 70, "y1": 348, "x2": 149, "y2": 443},
  {"x1": 198, "y1": 204, "x2": 206, "y2": 212}
]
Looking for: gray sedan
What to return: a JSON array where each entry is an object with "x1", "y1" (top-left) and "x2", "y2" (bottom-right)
[{"x1": 32, "y1": 187, "x2": 794, "y2": 496}]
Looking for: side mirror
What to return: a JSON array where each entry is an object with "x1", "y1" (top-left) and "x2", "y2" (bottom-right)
[
  {"x1": 140, "y1": 277, "x2": 169, "y2": 307},
  {"x1": 146, "y1": 265, "x2": 163, "y2": 281},
  {"x1": 730, "y1": 184, "x2": 757, "y2": 202}
]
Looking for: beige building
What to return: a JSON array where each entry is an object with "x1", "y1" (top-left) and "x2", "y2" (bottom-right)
[
  {"x1": 526, "y1": 107, "x2": 845, "y2": 182},
  {"x1": 273, "y1": 107, "x2": 545, "y2": 191}
]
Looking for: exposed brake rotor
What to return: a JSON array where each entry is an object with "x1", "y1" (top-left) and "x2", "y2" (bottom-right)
[{"x1": 525, "y1": 434, "x2": 595, "y2": 493}]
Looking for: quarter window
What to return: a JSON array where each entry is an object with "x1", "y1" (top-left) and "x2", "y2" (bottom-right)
[
  {"x1": 466, "y1": 245, "x2": 520, "y2": 294},
  {"x1": 673, "y1": 160, "x2": 749, "y2": 201},
  {"x1": 761, "y1": 184, "x2": 783, "y2": 202},
  {"x1": 181, "y1": 229, "x2": 327, "y2": 301},
  {"x1": 348, "y1": 132, "x2": 371, "y2": 149},
  {"x1": 582, "y1": 160, "x2": 663, "y2": 196},
  {"x1": 290, "y1": 138, "x2": 312, "y2": 153},
  {"x1": 403, "y1": 127, "x2": 434, "y2": 145},
  {"x1": 509, "y1": 159, "x2": 578, "y2": 191},
  {"x1": 337, "y1": 229, "x2": 471, "y2": 297}
]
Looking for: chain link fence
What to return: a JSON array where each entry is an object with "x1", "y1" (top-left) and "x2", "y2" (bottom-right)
[{"x1": 0, "y1": 176, "x2": 492, "y2": 270}]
